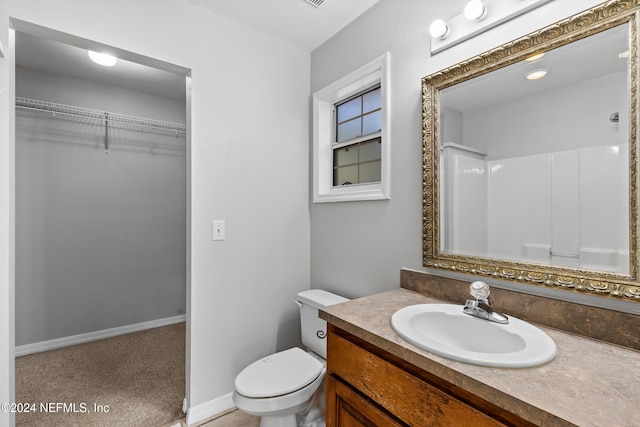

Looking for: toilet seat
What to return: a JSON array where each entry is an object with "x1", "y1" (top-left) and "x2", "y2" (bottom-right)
[
  {"x1": 235, "y1": 348, "x2": 324, "y2": 398},
  {"x1": 232, "y1": 364, "x2": 326, "y2": 419}
]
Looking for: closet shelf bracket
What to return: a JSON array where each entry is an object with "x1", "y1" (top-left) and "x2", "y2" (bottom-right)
[{"x1": 104, "y1": 113, "x2": 109, "y2": 155}]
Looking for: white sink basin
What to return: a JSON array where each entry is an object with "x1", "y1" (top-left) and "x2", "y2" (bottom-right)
[{"x1": 391, "y1": 304, "x2": 556, "y2": 368}]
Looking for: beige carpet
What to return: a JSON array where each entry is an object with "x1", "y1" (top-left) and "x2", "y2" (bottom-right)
[{"x1": 15, "y1": 323, "x2": 186, "y2": 427}]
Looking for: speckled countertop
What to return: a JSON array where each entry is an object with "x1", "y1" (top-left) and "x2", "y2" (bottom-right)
[{"x1": 320, "y1": 288, "x2": 640, "y2": 427}]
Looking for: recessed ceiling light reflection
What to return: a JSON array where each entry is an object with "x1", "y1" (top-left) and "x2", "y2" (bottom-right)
[
  {"x1": 525, "y1": 52, "x2": 545, "y2": 63},
  {"x1": 526, "y1": 69, "x2": 548, "y2": 80}
]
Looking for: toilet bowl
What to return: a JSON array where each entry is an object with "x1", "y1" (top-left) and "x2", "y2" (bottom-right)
[
  {"x1": 232, "y1": 290, "x2": 349, "y2": 427},
  {"x1": 233, "y1": 348, "x2": 326, "y2": 427}
]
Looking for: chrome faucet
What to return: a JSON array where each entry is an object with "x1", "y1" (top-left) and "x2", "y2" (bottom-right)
[{"x1": 463, "y1": 281, "x2": 509, "y2": 324}]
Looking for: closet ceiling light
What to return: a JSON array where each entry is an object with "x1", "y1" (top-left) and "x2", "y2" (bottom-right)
[{"x1": 88, "y1": 50, "x2": 117, "y2": 67}]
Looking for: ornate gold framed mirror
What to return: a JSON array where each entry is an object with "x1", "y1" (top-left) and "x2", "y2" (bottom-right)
[{"x1": 422, "y1": 0, "x2": 640, "y2": 300}]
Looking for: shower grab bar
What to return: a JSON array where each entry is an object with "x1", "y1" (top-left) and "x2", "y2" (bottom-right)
[{"x1": 550, "y1": 251, "x2": 580, "y2": 259}]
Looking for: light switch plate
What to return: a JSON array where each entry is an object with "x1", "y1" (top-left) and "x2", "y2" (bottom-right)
[{"x1": 212, "y1": 220, "x2": 225, "y2": 241}]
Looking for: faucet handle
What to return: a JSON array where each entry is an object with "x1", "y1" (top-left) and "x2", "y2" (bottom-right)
[{"x1": 470, "y1": 281, "x2": 490, "y2": 301}]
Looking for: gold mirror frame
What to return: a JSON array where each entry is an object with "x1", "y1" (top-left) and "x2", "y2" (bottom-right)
[{"x1": 422, "y1": 0, "x2": 640, "y2": 301}]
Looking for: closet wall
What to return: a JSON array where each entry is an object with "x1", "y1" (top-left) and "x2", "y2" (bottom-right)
[{"x1": 15, "y1": 65, "x2": 186, "y2": 347}]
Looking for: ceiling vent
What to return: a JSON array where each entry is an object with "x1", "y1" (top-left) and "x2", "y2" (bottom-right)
[{"x1": 304, "y1": 0, "x2": 325, "y2": 7}]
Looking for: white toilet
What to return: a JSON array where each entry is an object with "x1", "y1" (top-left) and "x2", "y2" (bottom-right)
[{"x1": 233, "y1": 289, "x2": 349, "y2": 427}]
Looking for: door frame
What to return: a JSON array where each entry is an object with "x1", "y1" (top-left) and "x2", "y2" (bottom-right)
[{"x1": 7, "y1": 17, "x2": 193, "y2": 419}]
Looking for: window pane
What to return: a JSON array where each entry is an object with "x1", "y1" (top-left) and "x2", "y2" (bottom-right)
[
  {"x1": 360, "y1": 138, "x2": 381, "y2": 162},
  {"x1": 359, "y1": 160, "x2": 382, "y2": 183},
  {"x1": 331, "y1": 84, "x2": 383, "y2": 186},
  {"x1": 362, "y1": 111, "x2": 381, "y2": 136},
  {"x1": 334, "y1": 165, "x2": 358, "y2": 186},
  {"x1": 333, "y1": 145, "x2": 359, "y2": 167},
  {"x1": 363, "y1": 87, "x2": 381, "y2": 113},
  {"x1": 337, "y1": 118, "x2": 362, "y2": 143},
  {"x1": 337, "y1": 97, "x2": 361, "y2": 123}
]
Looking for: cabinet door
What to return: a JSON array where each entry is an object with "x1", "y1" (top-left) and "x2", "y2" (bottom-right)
[
  {"x1": 327, "y1": 374, "x2": 406, "y2": 427},
  {"x1": 327, "y1": 328, "x2": 508, "y2": 427}
]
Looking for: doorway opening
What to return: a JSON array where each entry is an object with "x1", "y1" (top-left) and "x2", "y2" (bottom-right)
[{"x1": 11, "y1": 20, "x2": 191, "y2": 427}]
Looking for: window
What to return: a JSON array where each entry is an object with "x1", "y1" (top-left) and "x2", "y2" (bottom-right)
[
  {"x1": 313, "y1": 53, "x2": 390, "y2": 203},
  {"x1": 333, "y1": 86, "x2": 382, "y2": 186}
]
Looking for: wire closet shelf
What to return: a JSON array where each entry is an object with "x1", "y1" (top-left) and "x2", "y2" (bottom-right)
[
  {"x1": 15, "y1": 97, "x2": 187, "y2": 155},
  {"x1": 15, "y1": 97, "x2": 187, "y2": 135}
]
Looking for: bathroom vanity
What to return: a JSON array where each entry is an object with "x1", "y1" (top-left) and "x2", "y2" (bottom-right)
[
  {"x1": 320, "y1": 271, "x2": 640, "y2": 427},
  {"x1": 325, "y1": 324, "x2": 527, "y2": 426}
]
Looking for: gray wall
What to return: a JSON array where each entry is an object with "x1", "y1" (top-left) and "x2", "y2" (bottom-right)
[
  {"x1": 310, "y1": 0, "x2": 606, "y2": 300},
  {"x1": 15, "y1": 66, "x2": 186, "y2": 345}
]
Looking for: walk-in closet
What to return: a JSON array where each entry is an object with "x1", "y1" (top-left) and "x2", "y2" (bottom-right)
[{"x1": 14, "y1": 30, "x2": 188, "y2": 426}]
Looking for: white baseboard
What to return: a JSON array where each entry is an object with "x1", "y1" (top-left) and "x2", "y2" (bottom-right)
[
  {"x1": 15, "y1": 315, "x2": 186, "y2": 357},
  {"x1": 186, "y1": 393, "x2": 235, "y2": 426}
]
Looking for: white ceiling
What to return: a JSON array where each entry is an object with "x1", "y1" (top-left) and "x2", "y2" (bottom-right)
[
  {"x1": 442, "y1": 23, "x2": 629, "y2": 112},
  {"x1": 15, "y1": 32, "x2": 188, "y2": 101},
  {"x1": 15, "y1": 0, "x2": 380, "y2": 102},
  {"x1": 188, "y1": 0, "x2": 380, "y2": 52}
]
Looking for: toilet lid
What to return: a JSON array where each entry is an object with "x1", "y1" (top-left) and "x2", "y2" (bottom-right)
[{"x1": 235, "y1": 348, "x2": 324, "y2": 398}]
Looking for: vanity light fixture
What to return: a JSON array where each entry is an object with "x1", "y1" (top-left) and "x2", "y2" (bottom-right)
[
  {"x1": 429, "y1": 19, "x2": 450, "y2": 39},
  {"x1": 88, "y1": 50, "x2": 117, "y2": 67},
  {"x1": 464, "y1": 1, "x2": 488, "y2": 21},
  {"x1": 429, "y1": 0, "x2": 552, "y2": 55},
  {"x1": 526, "y1": 69, "x2": 548, "y2": 80}
]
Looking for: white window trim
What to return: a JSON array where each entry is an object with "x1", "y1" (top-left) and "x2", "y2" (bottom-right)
[{"x1": 313, "y1": 52, "x2": 391, "y2": 203}]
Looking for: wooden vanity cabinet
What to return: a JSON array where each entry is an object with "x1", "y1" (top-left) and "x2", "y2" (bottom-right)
[{"x1": 325, "y1": 325, "x2": 536, "y2": 427}]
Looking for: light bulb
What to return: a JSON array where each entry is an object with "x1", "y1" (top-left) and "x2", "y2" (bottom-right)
[
  {"x1": 464, "y1": 0, "x2": 487, "y2": 21},
  {"x1": 525, "y1": 52, "x2": 545, "y2": 63},
  {"x1": 429, "y1": 19, "x2": 450, "y2": 39},
  {"x1": 526, "y1": 69, "x2": 548, "y2": 80},
  {"x1": 88, "y1": 51, "x2": 117, "y2": 67}
]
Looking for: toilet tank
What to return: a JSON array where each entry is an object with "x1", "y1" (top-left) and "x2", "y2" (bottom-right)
[{"x1": 296, "y1": 289, "x2": 349, "y2": 359}]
